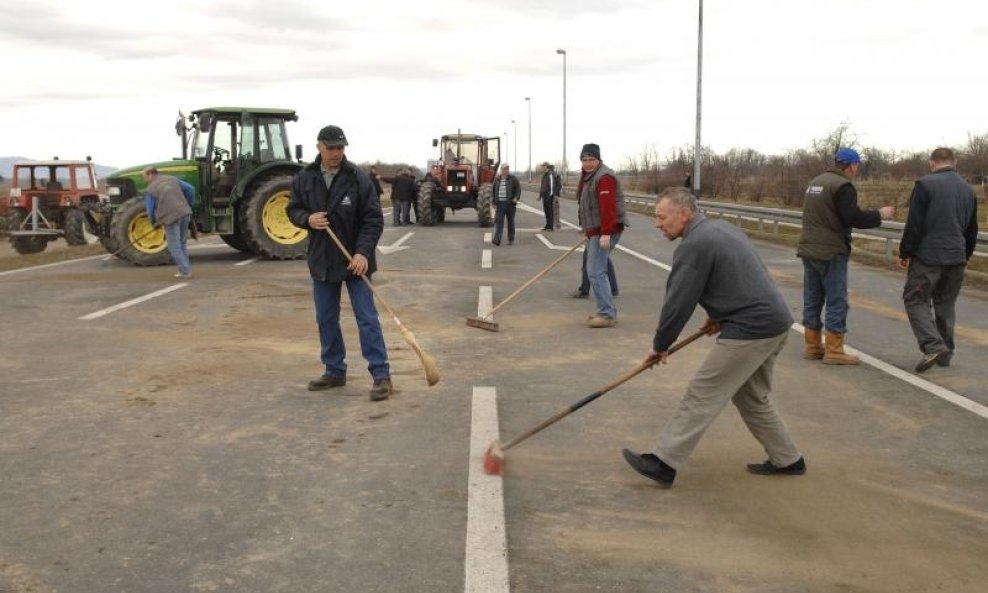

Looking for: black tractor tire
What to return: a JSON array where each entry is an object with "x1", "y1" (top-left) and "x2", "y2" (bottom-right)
[
  {"x1": 220, "y1": 231, "x2": 252, "y2": 254},
  {"x1": 7, "y1": 209, "x2": 48, "y2": 255},
  {"x1": 107, "y1": 197, "x2": 171, "y2": 266},
  {"x1": 64, "y1": 208, "x2": 99, "y2": 246},
  {"x1": 476, "y1": 184, "x2": 493, "y2": 227},
  {"x1": 239, "y1": 174, "x2": 308, "y2": 260},
  {"x1": 416, "y1": 182, "x2": 438, "y2": 226}
]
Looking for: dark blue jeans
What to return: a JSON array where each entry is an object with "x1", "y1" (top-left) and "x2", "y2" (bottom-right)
[
  {"x1": 163, "y1": 214, "x2": 191, "y2": 276},
  {"x1": 313, "y1": 275, "x2": 390, "y2": 379},
  {"x1": 493, "y1": 201, "x2": 516, "y2": 244},
  {"x1": 801, "y1": 255, "x2": 849, "y2": 334}
]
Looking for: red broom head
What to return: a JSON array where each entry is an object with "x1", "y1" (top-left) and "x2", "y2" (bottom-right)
[{"x1": 483, "y1": 442, "x2": 505, "y2": 476}]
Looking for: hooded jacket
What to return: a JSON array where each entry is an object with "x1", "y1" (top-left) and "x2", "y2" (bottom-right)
[{"x1": 286, "y1": 155, "x2": 384, "y2": 282}]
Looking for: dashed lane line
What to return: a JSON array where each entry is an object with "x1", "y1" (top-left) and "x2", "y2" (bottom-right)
[
  {"x1": 466, "y1": 386, "x2": 510, "y2": 593},
  {"x1": 78, "y1": 283, "x2": 188, "y2": 320}
]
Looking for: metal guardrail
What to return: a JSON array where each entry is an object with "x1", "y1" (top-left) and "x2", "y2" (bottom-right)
[{"x1": 621, "y1": 190, "x2": 988, "y2": 262}]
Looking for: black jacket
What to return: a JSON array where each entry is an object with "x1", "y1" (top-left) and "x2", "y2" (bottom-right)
[
  {"x1": 493, "y1": 174, "x2": 521, "y2": 202},
  {"x1": 539, "y1": 171, "x2": 561, "y2": 199},
  {"x1": 286, "y1": 155, "x2": 384, "y2": 282},
  {"x1": 390, "y1": 174, "x2": 418, "y2": 202},
  {"x1": 900, "y1": 167, "x2": 979, "y2": 265}
]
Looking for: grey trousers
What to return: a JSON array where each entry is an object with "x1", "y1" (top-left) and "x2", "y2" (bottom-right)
[
  {"x1": 903, "y1": 258, "x2": 966, "y2": 356},
  {"x1": 652, "y1": 333, "x2": 801, "y2": 470},
  {"x1": 553, "y1": 196, "x2": 561, "y2": 229}
]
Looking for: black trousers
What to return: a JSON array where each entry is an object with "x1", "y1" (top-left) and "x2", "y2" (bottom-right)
[
  {"x1": 493, "y1": 201, "x2": 516, "y2": 244},
  {"x1": 541, "y1": 196, "x2": 555, "y2": 229}
]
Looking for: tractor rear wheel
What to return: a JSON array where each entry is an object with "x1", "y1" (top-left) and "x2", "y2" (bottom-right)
[
  {"x1": 107, "y1": 197, "x2": 171, "y2": 265},
  {"x1": 476, "y1": 184, "x2": 493, "y2": 227},
  {"x1": 64, "y1": 208, "x2": 99, "y2": 246},
  {"x1": 416, "y1": 182, "x2": 438, "y2": 226},
  {"x1": 7, "y1": 209, "x2": 48, "y2": 254},
  {"x1": 239, "y1": 174, "x2": 308, "y2": 260}
]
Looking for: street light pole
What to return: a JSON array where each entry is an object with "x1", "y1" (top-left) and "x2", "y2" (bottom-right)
[
  {"x1": 525, "y1": 97, "x2": 532, "y2": 182},
  {"x1": 556, "y1": 48, "x2": 567, "y2": 186},
  {"x1": 504, "y1": 131, "x2": 509, "y2": 169},
  {"x1": 693, "y1": 0, "x2": 703, "y2": 198},
  {"x1": 511, "y1": 119, "x2": 517, "y2": 171}
]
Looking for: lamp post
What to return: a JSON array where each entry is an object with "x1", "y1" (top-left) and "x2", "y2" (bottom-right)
[
  {"x1": 525, "y1": 97, "x2": 532, "y2": 182},
  {"x1": 556, "y1": 48, "x2": 567, "y2": 185},
  {"x1": 510, "y1": 119, "x2": 517, "y2": 171},
  {"x1": 504, "y1": 130, "x2": 509, "y2": 169},
  {"x1": 693, "y1": 1, "x2": 703, "y2": 198}
]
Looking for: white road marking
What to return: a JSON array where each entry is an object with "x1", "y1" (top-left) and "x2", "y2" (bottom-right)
[
  {"x1": 0, "y1": 255, "x2": 106, "y2": 277},
  {"x1": 378, "y1": 231, "x2": 414, "y2": 255},
  {"x1": 536, "y1": 233, "x2": 584, "y2": 252},
  {"x1": 484, "y1": 232, "x2": 492, "y2": 243},
  {"x1": 482, "y1": 249, "x2": 492, "y2": 269},
  {"x1": 478, "y1": 286, "x2": 493, "y2": 318},
  {"x1": 791, "y1": 323, "x2": 988, "y2": 420},
  {"x1": 466, "y1": 386, "x2": 510, "y2": 593},
  {"x1": 618, "y1": 241, "x2": 985, "y2": 419},
  {"x1": 78, "y1": 283, "x2": 188, "y2": 320},
  {"x1": 234, "y1": 257, "x2": 260, "y2": 266}
]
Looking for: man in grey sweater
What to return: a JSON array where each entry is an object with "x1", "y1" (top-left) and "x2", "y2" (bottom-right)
[{"x1": 623, "y1": 187, "x2": 804, "y2": 489}]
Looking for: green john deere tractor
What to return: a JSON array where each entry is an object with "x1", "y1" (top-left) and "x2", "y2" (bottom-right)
[{"x1": 92, "y1": 107, "x2": 308, "y2": 265}]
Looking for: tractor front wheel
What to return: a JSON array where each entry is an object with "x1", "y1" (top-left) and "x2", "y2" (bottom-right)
[
  {"x1": 476, "y1": 184, "x2": 493, "y2": 227},
  {"x1": 64, "y1": 208, "x2": 99, "y2": 246},
  {"x1": 416, "y1": 182, "x2": 438, "y2": 226},
  {"x1": 239, "y1": 174, "x2": 308, "y2": 259},
  {"x1": 7, "y1": 209, "x2": 48, "y2": 255},
  {"x1": 107, "y1": 197, "x2": 171, "y2": 265}
]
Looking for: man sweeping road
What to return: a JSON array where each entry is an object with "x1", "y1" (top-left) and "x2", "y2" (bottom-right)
[{"x1": 623, "y1": 187, "x2": 805, "y2": 489}]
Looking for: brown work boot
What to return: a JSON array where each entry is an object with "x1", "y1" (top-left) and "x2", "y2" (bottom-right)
[
  {"x1": 587, "y1": 316, "x2": 617, "y2": 328},
  {"x1": 823, "y1": 331, "x2": 859, "y2": 365},
  {"x1": 369, "y1": 377, "x2": 393, "y2": 401},
  {"x1": 308, "y1": 374, "x2": 347, "y2": 391},
  {"x1": 803, "y1": 328, "x2": 824, "y2": 360}
]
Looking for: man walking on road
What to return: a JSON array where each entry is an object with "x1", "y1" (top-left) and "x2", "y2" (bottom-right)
[
  {"x1": 538, "y1": 162, "x2": 560, "y2": 231},
  {"x1": 492, "y1": 164, "x2": 520, "y2": 246},
  {"x1": 898, "y1": 147, "x2": 979, "y2": 373},
  {"x1": 143, "y1": 167, "x2": 194, "y2": 279},
  {"x1": 797, "y1": 148, "x2": 894, "y2": 365},
  {"x1": 286, "y1": 124, "x2": 393, "y2": 401},
  {"x1": 623, "y1": 187, "x2": 804, "y2": 489},
  {"x1": 576, "y1": 143, "x2": 625, "y2": 328}
]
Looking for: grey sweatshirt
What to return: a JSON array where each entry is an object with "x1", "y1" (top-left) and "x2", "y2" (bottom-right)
[{"x1": 653, "y1": 214, "x2": 792, "y2": 352}]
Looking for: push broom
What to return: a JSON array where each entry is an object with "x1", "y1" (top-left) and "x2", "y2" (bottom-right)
[
  {"x1": 324, "y1": 226, "x2": 441, "y2": 386},
  {"x1": 466, "y1": 237, "x2": 587, "y2": 332},
  {"x1": 483, "y1": 328, "x2": 707, "y2": 475}
]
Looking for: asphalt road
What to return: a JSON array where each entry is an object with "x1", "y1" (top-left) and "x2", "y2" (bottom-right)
[{"x1": 1, "y1": 191, "x2": 986, "y2": 593}]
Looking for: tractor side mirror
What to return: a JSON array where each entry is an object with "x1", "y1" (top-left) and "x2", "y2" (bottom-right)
[
  {"x1": 198, "y1": 113, "x2": 212, "y2": 133},
  {"x1": 432, "y1": 139, "x2": 438, "y2": 147},
  {"x1": 295, "y1": 144, "x2": 303, "y2": 162}
]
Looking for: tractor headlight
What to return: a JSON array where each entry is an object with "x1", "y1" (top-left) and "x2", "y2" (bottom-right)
[
  {"x1": 447, "y1": 186, "x2": 454, "y2": 192},
  {"x1": 107, "y1": 186, "x2": 121, "y2": 196},
  {"x1": 10, "y1": 188, "x2": 21, "y2": 198}
]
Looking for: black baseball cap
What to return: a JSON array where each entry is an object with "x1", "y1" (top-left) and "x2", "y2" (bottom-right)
[{"x1": 317, "y1": 125, "x2": 348, "y2": 147}]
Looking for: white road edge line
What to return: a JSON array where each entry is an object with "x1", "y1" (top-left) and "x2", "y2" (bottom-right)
[
  {"x1": 235, "y1": 257, "x2": 261, "y2": 267},
  {"x1": 789, "y1": 323, "x2": 988, "y2": 420},
  {"x1": 482, "y1": 250, "x2": 492, "y2": 269},
  {"x1": 0, "y1": 255, "x2": 106, "y2": 277},
  {"x1": 479, "y1": 286, "x2": 493, "y2": 318},
  {"x1": 78, "y1": 283, "x2": 188, "y2": 320},
  {"x1": 617, "y1": 242, "x2": 985, "y2": 420},
  {"x1": 466, "y1": 386, "x2": 510, "y2": 593}
]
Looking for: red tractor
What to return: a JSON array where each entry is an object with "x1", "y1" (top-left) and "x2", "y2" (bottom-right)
[
  {"x1": 4, "y1": 158, "x2": 107, "y2": 254},
  {"x1": 417, "y1": 133, "x2": 500, "y2": 226}
]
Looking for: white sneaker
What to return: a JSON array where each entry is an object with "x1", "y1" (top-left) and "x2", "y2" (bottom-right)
[{"x1": 174, "y1": 272, "x2": 192, "y2": 279}]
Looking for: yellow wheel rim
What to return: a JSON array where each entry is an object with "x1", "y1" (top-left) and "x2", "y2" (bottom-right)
[
  {"x1": 128, "y1": 214, "x2": 166, "y2": 253},
  {"x1": 262, "y1": 191, "x2": 307, "y2": 245}
]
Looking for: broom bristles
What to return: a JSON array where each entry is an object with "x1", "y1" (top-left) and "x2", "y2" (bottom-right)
[{"x1": 399, "y1": 325, "x2": 441, "y2": 386}]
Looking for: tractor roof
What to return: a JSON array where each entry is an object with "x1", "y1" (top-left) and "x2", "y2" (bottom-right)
[
  {"x1": 193, "y1": 107, "x2": 298, "y2": 120},
  {"x1": 15, "y1": 160, "x2": 94, "y2": 167}
]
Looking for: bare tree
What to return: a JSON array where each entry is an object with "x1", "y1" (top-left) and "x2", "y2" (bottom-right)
[{"x1": 962, "y1": 131, "x2": 988, "y2": 183}]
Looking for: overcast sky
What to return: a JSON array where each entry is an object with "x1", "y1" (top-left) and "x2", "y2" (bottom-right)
[{"x1": 1, "y1": 0, "x2": 985, "y2": 172}]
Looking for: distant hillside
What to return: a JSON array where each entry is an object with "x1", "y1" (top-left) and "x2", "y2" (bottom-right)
[{"x1": 0, "y1": 157, "x2": 117, "y2": 180}]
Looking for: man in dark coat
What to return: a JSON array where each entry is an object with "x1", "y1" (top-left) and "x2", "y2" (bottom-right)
[
  {"x1": 286, "y1": 125, "x2": 392, "y2": 401},
  {"x1": 898, "y1": 147, "x2": 979, "y2": 372}
]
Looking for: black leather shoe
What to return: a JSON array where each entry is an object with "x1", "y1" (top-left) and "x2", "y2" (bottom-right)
[
  {"x1": 570, "y1": 290, "x2": 588, "y2": 298},
  {"x1": 915, "y1": 350, "x2": 948, "y2": 373},
  {"x1": 622, "y1": 449, "x2": 676, "y2": 488},
  {"x1": 369, "y1": 377, "x2": 393, "y2": 401},
  {"x1": 747, "y1": 456, "x2": 806, "y2": 476},
  {"x1": 492, "y1": 239, "x2": 500, "y2": 246},
  {"x1": 308, "y1": 374, "x2": 346, "y2": 391}
]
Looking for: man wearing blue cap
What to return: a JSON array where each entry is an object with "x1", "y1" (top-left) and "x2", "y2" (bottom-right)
[{"x1": 797, "y1": 148, "x2": 894, "y2": 365}]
